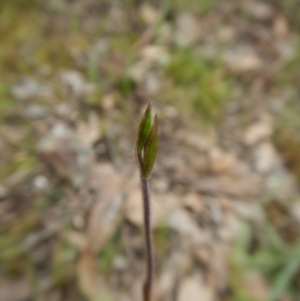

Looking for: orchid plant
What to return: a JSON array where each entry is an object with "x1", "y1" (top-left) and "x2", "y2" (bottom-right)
[{"x1": 135, "y1": 102, "x2": 158, "y2": 301}]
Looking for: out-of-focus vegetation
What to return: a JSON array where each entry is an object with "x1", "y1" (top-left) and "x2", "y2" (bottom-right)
[
  {"x1": 1, "y1": 0, "x2": 300, "y2": 301},
  {"x1": 166, "y1": 49, "x2": 228, "y2": 124},
  {"x1": 232, "y1": 220, "x2": 300, "y2": 301}
]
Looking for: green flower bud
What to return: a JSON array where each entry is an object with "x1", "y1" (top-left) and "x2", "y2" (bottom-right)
[{"x1": 136, "y1": 103, "x2": 158, "y2": 178}]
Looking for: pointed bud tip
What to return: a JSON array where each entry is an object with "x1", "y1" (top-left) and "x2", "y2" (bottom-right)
[
  {"x1": 146, "y1": 102, "x2": 152, "y2": 111},
  {"x1": 153, "y1": 114, "x2": 158, "y2": 131}
]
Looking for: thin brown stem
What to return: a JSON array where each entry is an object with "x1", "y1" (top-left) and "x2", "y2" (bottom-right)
[{"x1": 141, "y1": 177, "x2": 154, "y2": 301}]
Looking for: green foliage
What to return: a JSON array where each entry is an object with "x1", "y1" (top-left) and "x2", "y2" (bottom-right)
[
  {"x1": 274, "y1": 98, "x2": 300, "y2": 184},
  {"x1": 153, "y1": 225, "x2": 171, "y2": 258},
  {"x1": 53, "y1": 235, "x2": 77, "y2": 287},
  {"x1": 164, "y1": 0, "x2": 216, "y2": 15},
  {"x1": 281, "y1": 1, "x2": 300, "y2": 31},
  {"x1": 166, "y1": 49, "x2": 228, "y2": 125},
  {"x1": 0, "y1": 1, "x2": 39, "y2": 76},
  {"x1": 0, "y1": 81, "x2": 15, "y2": 120},
  {"x1": 0, "y1": 212, "x2": 40, "y2": 275},
  {"x1": 0, "y1": 0, "x2": 37, "y2": 9},
  {"x1": 231, "y1": 221, "x2": 300, "y2": 301},
  {"x1": 276, "y1": 39, "x2": 300, "y2": 86},
  {"x1": 35, "y1": 189, "x2": 62, "y2": 209},
  {"x1": 117, "y1": 76, "x2": 136, "y2": 97},
  {"x1": 98, "y1": 228, "x2": 121, "y2": 274}
]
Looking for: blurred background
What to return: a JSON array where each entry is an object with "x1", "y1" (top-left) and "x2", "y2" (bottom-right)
[{"x1": 1, "y1": 0, "x2": 300, "y2": 300}]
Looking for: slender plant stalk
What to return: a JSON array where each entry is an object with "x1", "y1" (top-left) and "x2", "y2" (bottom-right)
[
  {"x1": 141, "y1": 177, "x2": 153, "y2": 301},
  {"x1": 135, "y1": 102, "x2": 158, "y2": 301}
]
